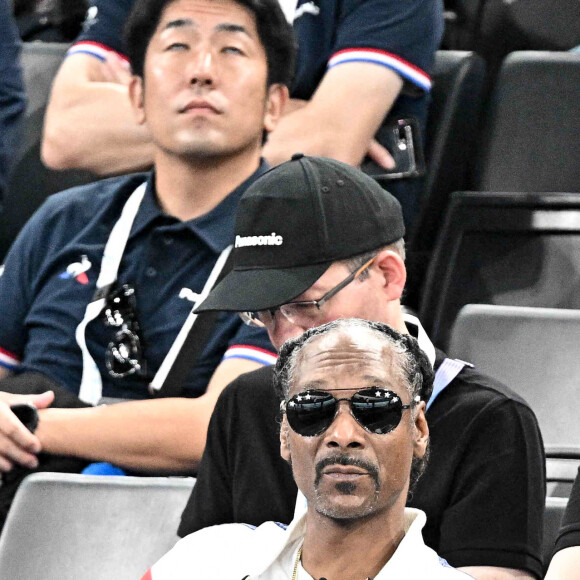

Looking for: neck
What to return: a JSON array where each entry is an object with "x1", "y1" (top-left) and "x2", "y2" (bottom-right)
[
  {"x1": 386, "y1": 301, "x2": 409, "y2": 335},
  {"x1": 153, "y1": 148, "x2": 261, "y2": 222},
  {"x1": 300, "y1": 507, "x2": 407, "y2": 580}
]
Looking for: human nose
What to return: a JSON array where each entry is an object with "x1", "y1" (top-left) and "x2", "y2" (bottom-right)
[
  {"x1": 322, "y1": 401, "x2": 366, "y2": 450},
  {"x1": 269, "y1": 313, "x2": 309, "y2": 351},
  {"x1": 188, "y1": 47, "x2": 215, "y2": 87}
]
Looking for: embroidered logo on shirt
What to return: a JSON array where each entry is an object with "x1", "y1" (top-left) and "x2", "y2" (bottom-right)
[
  {"x1": 82, "y1": 6, "x2": 99, "y2": 32},
  {"x1": 295, "y1": 1, "x2": 320, "y2": 20},
  {"x1": 59, "y1": 255, "x2": 92, "y2": 285},
  {"x1": 179, "y1": 287, "x2": 202, "y2": 303}
]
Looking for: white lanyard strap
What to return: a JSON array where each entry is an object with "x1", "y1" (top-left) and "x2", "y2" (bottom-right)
[
  {"x1": 148, "y1": 244, "x2": 232, "y2": 394},
  {"x1": 76, "y1": 183, "x2": 147, "y2": 405}
]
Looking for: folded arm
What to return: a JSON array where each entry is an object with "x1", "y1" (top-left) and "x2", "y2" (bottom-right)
[
  {"x1": 41, "y1": 52, "x2": 154, "y2": 175},
  {"x1": 263, "y1": 61, "x2": 402, "y2": 169}
]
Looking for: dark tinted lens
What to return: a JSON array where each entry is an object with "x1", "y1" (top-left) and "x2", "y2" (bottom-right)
[
  {"x1": 351, "y1": 388, "x2": 403, "y2": 434},
  {"x1": 106, "y1": 328, "x2": 143, "y2": 377},
  {"x1": 103, "y1": 285, "x2": 137, "y2": 327},
  {"x1": 286, "y1": 391, "x2": 337, "y2": 437}
]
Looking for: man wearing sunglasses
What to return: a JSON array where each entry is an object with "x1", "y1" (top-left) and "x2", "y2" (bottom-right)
[
  {"x1": 0, "y1": 0, "x2": 295, "y2": 520},
  {"x1": 179, "y1": 155, "x2": 545, "y2": 580},
  {"x1": 144, "y1": 318, "x2": 470, "y2": 579}
]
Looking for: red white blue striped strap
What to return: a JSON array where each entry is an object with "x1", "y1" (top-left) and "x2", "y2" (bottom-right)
[
  {"x1": 328, "y1": 48, "x2": 431, "y2": 93},
  {"x1": 66, "y1": 41, "x2": 129, "y2": 64},
  {"x1": 0, "y1": 346, "x2": 20, "y2": 370},
  {"x1": 223, "y1": 345, "x2": 277, "y2": 366}
]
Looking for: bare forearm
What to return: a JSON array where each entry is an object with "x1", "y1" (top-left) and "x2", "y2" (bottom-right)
[
  {"x1": 34, "y1": 358, "x2": 264, "y2": 472},
  {"x1": 545, "y1": 547, "x2": 580, "y2": 580},
  {"x1": 458, "y1": 566, "x2": 536, "y2": 579},
  {"x1": 42, "y1": 54, "x2": 154, "y2": 175},
  {"x1": 264, "y1": 63, "x2": 402, "y2": 167},
  {"x1": 36, "y1": 396, "x2": 217, "y2": 472},
  {"x1": 42, "y1": 82, "x2": 154, "y2": 175}
]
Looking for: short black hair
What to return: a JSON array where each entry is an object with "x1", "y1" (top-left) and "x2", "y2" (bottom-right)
[{"x1": 124, "y1": 0, "x2": 296, "y2": 87}]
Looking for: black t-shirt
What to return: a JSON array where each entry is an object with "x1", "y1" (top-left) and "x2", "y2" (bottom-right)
[
  {"x1": 179, "y1": 350, "x2": 546, "y2": 578},
  {"x1": 553, "y1": 466, "x2": 580, "y2": 554}
]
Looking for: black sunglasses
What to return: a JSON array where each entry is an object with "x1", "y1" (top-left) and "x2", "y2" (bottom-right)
[
  {"x1": 101, "y1": 284, "x2": 147, "y2": 378},
  {"x1": 281, "y1": 387, "x2": 419, "y2": 437}
]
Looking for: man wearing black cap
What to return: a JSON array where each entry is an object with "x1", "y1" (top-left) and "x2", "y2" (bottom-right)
[{"x1": 179, "y1": 155, "x2": 545, "y2": 580}]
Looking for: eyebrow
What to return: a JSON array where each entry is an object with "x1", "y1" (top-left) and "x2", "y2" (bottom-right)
[
  {"x1": 295, "y1": 376, "x2": 396, "y2": 393},
  {"x1": 162, "y1": 19, "x2": 252, "y2": 38}
]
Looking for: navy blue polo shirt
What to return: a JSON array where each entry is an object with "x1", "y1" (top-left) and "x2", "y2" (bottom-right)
[{"x1": 0, "y1": 165, "x2": 276, "y2": 400}]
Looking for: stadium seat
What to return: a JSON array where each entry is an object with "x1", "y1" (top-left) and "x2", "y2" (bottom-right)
[
  {"x1": 420, "y1": 191, "x2": 580, "y2": 350},
  {"x1": 0, "y1": 472, "x2": 195, "y2": 580},
  {"x1": 402, "y1": 50, "x2": 486, "y2": 309},
  {"x1": 0, "y1": 42, "x2": 98, "y2": 261},
  {"x1": 449, "y1": 304, "x2": 580, "y2": 496},
  {"x1": 475, "y1": 51, "x2": 580, "y2": 193},
  {"x1": 409, "y1": 50, "x2": 485, "y2": 255}
]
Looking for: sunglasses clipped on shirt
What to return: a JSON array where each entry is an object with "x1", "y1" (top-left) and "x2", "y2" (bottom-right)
[
  {"x1": 101, "y1": 284, "x2": 147, "y2": 379},
  {"x1": 281, "y1": 387, "x2": 420, "y2": 437}
]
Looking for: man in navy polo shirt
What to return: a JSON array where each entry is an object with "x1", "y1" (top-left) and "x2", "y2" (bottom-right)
[
  {"x1": 0, "y1": 0, "x2": 293, "y2": 479},
  {"x1": 42, "y1": 0, "x2": 443, "y2": 230}
]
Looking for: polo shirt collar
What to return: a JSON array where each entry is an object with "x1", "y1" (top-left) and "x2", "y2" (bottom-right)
[
  {"x1": 403, "y1": 313, "x2": 436, "y2": 368},
  {"x1": 252, "y1": 508, "x2": 427, "y2": 577},
  {"x1": 129, "y1": 160, "x2": 270, "y2": 252}
]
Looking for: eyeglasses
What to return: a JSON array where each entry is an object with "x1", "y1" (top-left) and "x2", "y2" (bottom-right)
[
  {"x1": 102, "y1": 284, "x2": 147, "y2": 378},
  {"x1": 281, "y1": 387, "x2": 419, "y2": 437},
  {"x1": 240, "y1": 256, "x2": 376, "y2": 328}
]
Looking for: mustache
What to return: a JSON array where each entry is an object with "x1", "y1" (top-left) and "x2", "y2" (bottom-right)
[{"x1": 314, "y1": 455, "x2": 380, "y2": 487}]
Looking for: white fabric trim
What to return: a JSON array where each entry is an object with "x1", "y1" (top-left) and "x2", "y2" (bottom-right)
[
  {"x1": 76, "y1": 183, "x2": 147, "y2": 405},
  {"x1": 223, "y1": 346, "x2": 277, "y2": 366},
  {"x1": 149, "y1": 245, "x2": 232, "y2": 394},
  {"x1": 328, "y1": 49, "x2": 432, "y2": 92},
  {"x1": 402, "y1": 313, "x2": 436, "y2": 368}
]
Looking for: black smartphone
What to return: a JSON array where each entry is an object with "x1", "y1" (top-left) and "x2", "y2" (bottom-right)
[
  {"x1": 10, "y1": 404, "x2": 39, "y2": 433},
  {"x1": 361, "y1": 117, "x2": 425, "y2": 182}
]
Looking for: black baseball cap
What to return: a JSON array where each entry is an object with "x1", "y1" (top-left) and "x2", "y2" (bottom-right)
[{"x1": 197, "y1": 154, "x2": 405, "y2": 313}]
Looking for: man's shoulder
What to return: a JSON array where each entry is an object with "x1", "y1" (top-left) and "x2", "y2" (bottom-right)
[
  {"x1": 435, "y1": 350, "x2": 533, "y2": 412},
  {"x1": 216, "y1": 363, "x2": 276, "y2": 407},
  {"x1": 39, "y1": 173, "x2": 149, "y2": 221},
  {"x1": 155, "y1": 520, "x2": 289, "y2": 577}
]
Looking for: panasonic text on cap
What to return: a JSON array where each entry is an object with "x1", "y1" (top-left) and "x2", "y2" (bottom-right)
[{"x1": 235, "y1": 233, "x2": 284, "y2": 248}]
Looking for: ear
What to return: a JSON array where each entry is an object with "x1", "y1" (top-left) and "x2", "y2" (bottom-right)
[
  {"x1": 128, "y1": 75, "x2": 146, "y2": 125},
  {"x1": 263, "y1": 83, "x2": 289, "y2": 134},
  {"x1": 280, "y1": 419, "x2": 292, "y2": 463},
  {"x1": 412, "y1": 400, "x2": 429, "y2": 459},
  {"x1": 374, "y1": 248, "x2": 406, "y2": 302}
]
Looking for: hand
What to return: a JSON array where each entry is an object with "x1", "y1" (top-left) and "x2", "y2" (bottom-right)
[
  {"x1": 101, "y1": 52, "x2": 133, "y2": 86},
  {"x1": 0, "y1": 391, "x2": 55, "y2": 472},
  {"x1": 366, "y1": 138, "x2": 396, "y2": 170}
]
